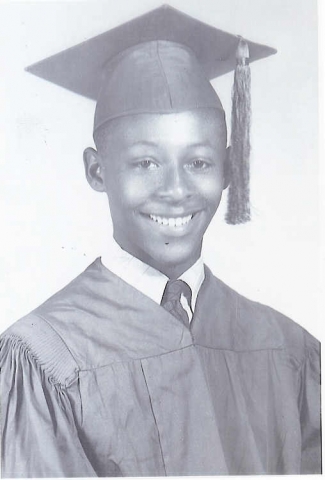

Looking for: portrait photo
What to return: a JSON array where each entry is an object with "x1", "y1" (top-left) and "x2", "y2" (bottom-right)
[{"x1": 0, "y1": 0, "x2": 322, "y2": 476}]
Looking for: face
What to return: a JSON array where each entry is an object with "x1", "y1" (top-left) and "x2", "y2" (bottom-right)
[{"x1": 85, "y1": 109, "x2": 228, "y2": 278}]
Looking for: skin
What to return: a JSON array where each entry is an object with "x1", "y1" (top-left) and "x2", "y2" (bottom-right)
[{"x1": 84, "y1": 108, "x2": 229, "y2": 279}]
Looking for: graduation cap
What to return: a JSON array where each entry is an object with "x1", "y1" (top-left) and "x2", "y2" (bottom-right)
[{"x1": 26, "y1": 5, "x2": 276, "y2": 224}]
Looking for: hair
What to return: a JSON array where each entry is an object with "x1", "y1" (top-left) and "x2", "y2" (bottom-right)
[{"x1": 93, "y1": 121, "x2": 116, "y2": 154}]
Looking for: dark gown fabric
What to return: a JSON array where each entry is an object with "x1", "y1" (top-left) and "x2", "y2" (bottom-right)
[{"x1": 0, "y1": 259, "x2": 321, "y2": 477}]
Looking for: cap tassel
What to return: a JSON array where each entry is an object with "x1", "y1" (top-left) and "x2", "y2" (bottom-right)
[{"x1": 226, "y1": 38, "x2": 251, "y2": 225}]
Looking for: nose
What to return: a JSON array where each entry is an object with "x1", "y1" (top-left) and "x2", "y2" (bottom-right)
[{"x1": 157, "y1": 163, "x2": 192, "y2": 202}]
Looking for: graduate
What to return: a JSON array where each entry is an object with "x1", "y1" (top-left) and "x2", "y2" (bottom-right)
[{"x1": 0, "y1": 5, "x2": 321, "y2": 477}]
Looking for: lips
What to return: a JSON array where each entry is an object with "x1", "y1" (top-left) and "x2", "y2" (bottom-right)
[{"x1": 149, "y1": 214, "x2": 193, "y2": 227}]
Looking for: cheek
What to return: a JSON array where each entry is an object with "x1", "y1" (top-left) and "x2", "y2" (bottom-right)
[
  {"x1": 195, "y1": 175, "x2": 224, "y2": 208},
  {"x1": 105, "y1": 172, "x2": 155, "y2": 210}
]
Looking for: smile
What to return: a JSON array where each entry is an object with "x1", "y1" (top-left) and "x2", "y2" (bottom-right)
[{"x1": 149, "y1": 214, "x2": 193, "y2": 227}]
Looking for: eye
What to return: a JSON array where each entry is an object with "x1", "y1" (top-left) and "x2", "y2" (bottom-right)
[
  {"x1": 135, "y1": 158, "x2": 159, "y2": 170},
  {"x1": 187, "y1": 158, "x2": 211, "y2": 170}
]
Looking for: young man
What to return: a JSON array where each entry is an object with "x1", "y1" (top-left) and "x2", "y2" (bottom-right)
[{"x1": 0, "y1": 5, "x2": 321, "y2": 477}]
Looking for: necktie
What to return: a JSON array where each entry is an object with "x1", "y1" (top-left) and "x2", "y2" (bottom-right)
[{"x1": 161, "y1": 279, "x2": 192, "y2": 327}]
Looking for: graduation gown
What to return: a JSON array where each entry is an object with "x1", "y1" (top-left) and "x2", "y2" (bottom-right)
[{"x1": 0, "y1": 259, "x2": 321, "y2": 477}]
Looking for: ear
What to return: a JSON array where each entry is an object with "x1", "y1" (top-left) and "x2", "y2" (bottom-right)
[
  {"x1": 83, "y1": 147, "x2": 106, "y2": 192},
  {"x1": 223, "y1": 146, "x2": 231, "y2": 189}
]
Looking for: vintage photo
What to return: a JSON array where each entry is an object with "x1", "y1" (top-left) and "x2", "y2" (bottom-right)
[{"x1": 0, "y1": 0, "x2": 321, "y2": 476}]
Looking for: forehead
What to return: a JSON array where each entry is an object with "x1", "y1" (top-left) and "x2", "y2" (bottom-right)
[{"x1": 95, "y1": 109, "x2": 227, "y2": 151}]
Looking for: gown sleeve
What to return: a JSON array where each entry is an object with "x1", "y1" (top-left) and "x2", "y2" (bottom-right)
[
  {"x1": 0, "y1": 334, "x2": 97, "y2": 478},
  {"x1": 299, "y1": 331, "x2": 322, "y2": 474}
]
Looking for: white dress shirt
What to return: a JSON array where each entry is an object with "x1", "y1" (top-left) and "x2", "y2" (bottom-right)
[{"x1": 101, "y1": 240, "x2": 205, "y2": 322}]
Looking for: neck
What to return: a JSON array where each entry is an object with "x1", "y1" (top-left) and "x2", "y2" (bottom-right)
[
  {"x1": 113, "y1": 237, "x2": 202, "y2": 280},
  {"x1": 154, "y1": 257, "x2": 200, "y2": 280}
]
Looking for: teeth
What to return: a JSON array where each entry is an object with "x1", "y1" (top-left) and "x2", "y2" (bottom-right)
[{"x1": 149, "y1": 214, "x2": 193, "y2": 227}]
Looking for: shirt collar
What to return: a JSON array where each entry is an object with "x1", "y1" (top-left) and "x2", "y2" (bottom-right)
[{"x1": 101, "y1": 239, "x2": 205, "y2": 310}]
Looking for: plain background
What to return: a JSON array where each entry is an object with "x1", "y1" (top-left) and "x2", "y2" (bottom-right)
[{"x1": 0, "y1": 0, "x2": 322, "y2": 347}]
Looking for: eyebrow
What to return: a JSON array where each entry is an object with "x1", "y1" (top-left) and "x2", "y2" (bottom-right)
[
  {"x1": 128, "y1": 141, "x2": 159, "y2": 148},
  {"x1": 185, "y1": 142, "x2": 215, "y2": 149},
  {"x1": 128, "y1": 140, "x2": 216, "y2": 149}
]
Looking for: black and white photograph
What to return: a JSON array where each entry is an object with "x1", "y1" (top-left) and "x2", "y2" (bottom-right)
[{"x1": 0, "y1": 0, "x2": 322, "y2": 476}]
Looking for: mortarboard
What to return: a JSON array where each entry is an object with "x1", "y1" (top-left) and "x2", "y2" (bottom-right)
[{"x1": 26, "y1": 5, "x2": 276, "y2": 224}]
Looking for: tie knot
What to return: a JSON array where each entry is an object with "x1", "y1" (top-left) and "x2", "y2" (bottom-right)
[{"x1": 161, "y1": 279, "x2": 192, "y2": 307}]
